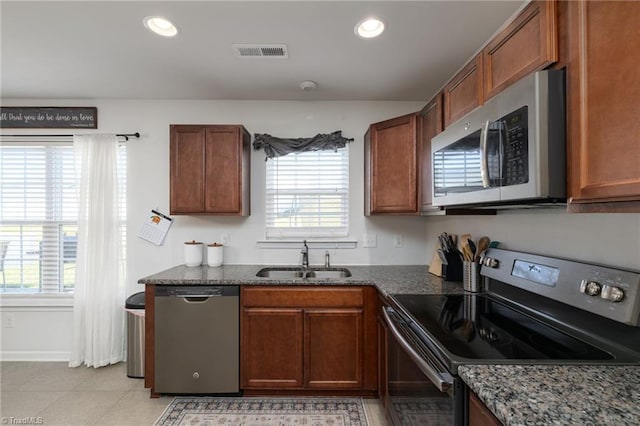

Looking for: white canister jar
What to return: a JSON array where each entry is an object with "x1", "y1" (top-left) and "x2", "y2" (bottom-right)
[
  {"x1": 207, "y1": 243, "x2": 224, "y2": 267},
  {"x1": 184, "y1": 240, "x2": 203, "y2": 267}
]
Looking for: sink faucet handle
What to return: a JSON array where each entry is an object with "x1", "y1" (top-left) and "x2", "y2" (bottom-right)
[{"x1": 301, "y1": 240, "x2": 309, "y2": 268}]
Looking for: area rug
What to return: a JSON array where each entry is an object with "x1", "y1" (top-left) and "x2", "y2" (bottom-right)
[
  {"x1": 391, "y1": 397, "x2": 453, "y2": 426},
  {"x1": 154, "y1": 397, "x2": 370, "y2": 426}
]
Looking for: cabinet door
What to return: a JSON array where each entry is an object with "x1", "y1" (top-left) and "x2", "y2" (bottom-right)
[
  {"x1": 170, "y1": 124, "x2": 250, "y2": 215},
  {"x1": 204, "y1": 126, "x2": 246, "y2": 214},
  {"x1": 469, "y1": 391, "x2": 501, "y2": 426},
  {"x1": 420, "y1": 93, "x2": 444, "y2": 213},
  {"x1": 568, "y1": 1, "x2": 640, "y2": 207},
  {"x1": 304, "y1": 309, "x2": 363, "y2": 389},
  {"x1": 241, "y1": 308, "x2": 304, "y2": 388},
  {"x1": 365, "y1": 113, "x2": 419, "y2": 215},
  {"x1": 444, "y1": 54, "x2": 483, "y2": 128},
  {"x1": 483, "y1": 0, "x2": 558, "y2": 100},
  {"x1": 170, "y1": 126, "x2": 206, "y2": 214}
]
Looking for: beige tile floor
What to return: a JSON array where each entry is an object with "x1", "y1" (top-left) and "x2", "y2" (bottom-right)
[{"x1": 0, "y1": 362, "x2": 388, "y2": 425}]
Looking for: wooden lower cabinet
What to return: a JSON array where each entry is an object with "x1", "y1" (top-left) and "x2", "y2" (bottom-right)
[
  {"x1": 241, "y1": 286, "x2": 377, "y2": 394},
  {"x1": 469, "y1": 391, "x2": 501, "y2": 426},
  {"x1": 241, "y1": 308, "x2": 304, "y2": 388},
  {"x1": 305, "y1": 309, "x2": 363, "y2": 388}
]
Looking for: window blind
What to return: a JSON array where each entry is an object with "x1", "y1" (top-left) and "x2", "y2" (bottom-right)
[
  {"x1": 265, "y1": 148, "x2": 349, "y2": 238},
  {"x1": 433, "y1": 150, "x2": 483, "y2": 195},
  {"x1": 0, "y1": 141, "x2": 126, "y2": 293}
]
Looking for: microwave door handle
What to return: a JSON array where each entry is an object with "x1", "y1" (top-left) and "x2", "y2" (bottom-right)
[
  {"x1": 382, "y1": 307, "x2": 453, "y2": 393},
  {"x1": 480, "y1": 120, "x2": 491, "y2": 188}
]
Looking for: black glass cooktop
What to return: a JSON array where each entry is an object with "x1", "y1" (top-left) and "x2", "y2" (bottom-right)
[{"x1": 390, "y1": 294, "x2": 613, "y2": 361}]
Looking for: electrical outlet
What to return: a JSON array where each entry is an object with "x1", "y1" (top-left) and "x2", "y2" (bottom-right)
[
  {"x1": 362, "y1": 234, "x2": 377, "y2": 248},
  {"x1": 393, "y1": 234, "x2": 404, "y2": 248},
  {"x1": 4, "y1": 313, "x2": 15, "y2": 328},
  {"x1": 220, "y1": 233, "x2": 230, "y2": 246}
]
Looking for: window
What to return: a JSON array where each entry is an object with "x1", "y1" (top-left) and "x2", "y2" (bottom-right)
[
  {"x1": 265, "y1": 148, "x2": 349, "y2": 238},
  {"x1": 0, "y1": 141, "x2": 126, "y2": 293}
]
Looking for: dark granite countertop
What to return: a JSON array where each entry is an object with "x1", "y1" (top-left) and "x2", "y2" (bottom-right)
[
  {"x1": 137, "y1": 264, "x2": 465, "y2": 297},
  {"x1": 460, "y1": 364, "x2": 640, "y2": 425}
]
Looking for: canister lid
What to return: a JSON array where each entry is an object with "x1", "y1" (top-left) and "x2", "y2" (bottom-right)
[{"x1": 185, "y1": 240, "x2": 202, "y2": 245}]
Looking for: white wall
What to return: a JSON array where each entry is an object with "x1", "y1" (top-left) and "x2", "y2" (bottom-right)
[
  {"x1": 2, "y1": 98, "x2": 640, "y2": 361},
  {"x1": 2, "y1": 98, "x2": 427, "y2": 360},
  {"x1": 425, "y1": 210, "x2": 640, "y2": 270}
]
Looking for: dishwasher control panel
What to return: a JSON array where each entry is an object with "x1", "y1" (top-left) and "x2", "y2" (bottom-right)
[{"x1": 155, "y1": 285, "x2": 237, "y2": 297}]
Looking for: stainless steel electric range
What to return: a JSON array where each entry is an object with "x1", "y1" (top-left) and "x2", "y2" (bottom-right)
[{"x1": 382, "y1": 248, "x2": 640, "y2": 426}]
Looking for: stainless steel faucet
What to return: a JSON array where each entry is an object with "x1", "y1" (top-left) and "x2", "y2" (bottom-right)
[
  {"x1": 325, "y1": 250, "x2": 330, "y2": 268},
  {"x1": 301, "y1": 240, "x2": 309, "y2": 268}
]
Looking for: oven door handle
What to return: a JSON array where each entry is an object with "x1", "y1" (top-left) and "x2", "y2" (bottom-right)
[{"x1": 382, "y1": 307, "x2": 453, "y2": 393}]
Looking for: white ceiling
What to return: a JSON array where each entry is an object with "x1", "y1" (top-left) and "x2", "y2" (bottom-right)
[{"x1": 1, "y1": 0, "x2": 525, "y2": 101}]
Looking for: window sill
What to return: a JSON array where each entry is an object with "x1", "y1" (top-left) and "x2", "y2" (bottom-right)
[
  {"x1": 0, "y1": 293, "x2": 74, "y2": 308},
  {"x1": 257, "y1": 239, "x2": 358, "y2": 249}
]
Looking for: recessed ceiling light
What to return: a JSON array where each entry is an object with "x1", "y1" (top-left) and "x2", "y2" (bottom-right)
[
  {"x1": 355, "y1": 17, "x2": 385, "y2": 39},
  {"x1": 300, "y1": 80, "x2": 318, "y2": 91},
  {"x1": 143, "y1": 16, "x2": 179, "y2": 37}
]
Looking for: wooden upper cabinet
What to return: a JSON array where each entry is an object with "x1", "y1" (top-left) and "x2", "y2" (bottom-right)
[
  {"x1": 420, "y1": 93, "x2": 444, "y2": 213},
  {"x1": 567, "y1": 1, "x2": 640, "y2": 208},
  {"x1": 170, "y1": 124, "x2": 250, "y2": 215},
  {"x1": 444, "y1": 54, "x2": 484, "y2": 128},
  {"x1": 365, "y1": 113, "x2": 420, "y2": 215},
  {"x1": 483, "y1": 0, "x2": 558, "y2": 100}
]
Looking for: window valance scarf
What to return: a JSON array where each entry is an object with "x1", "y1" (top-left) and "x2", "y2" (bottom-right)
[{"x1": 253, "y1": 130, "x2": 353, "y2": 160}]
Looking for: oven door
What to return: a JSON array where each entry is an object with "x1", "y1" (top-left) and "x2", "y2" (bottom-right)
[{"x1": 382, "y1": 307, "x2": 467, "y2": 426}]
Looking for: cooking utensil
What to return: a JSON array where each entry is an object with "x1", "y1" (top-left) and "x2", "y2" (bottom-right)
[
  {"x1": 467, "y1": 239, "x2": 476, "y2": 257},
  {"x1": 476, "y1": 236, "x2": 490, "y2": 261},
  {"x1": 462, "y1": 244, "x2": 474, "y2": 262},
  {"x1": 459, "y1": 233, "x2": 471, "y2": 253}
]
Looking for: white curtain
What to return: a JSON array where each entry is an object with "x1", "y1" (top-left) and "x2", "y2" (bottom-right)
[{"x1": 69, "y1": 134, "x2": 126, "y2": 368}]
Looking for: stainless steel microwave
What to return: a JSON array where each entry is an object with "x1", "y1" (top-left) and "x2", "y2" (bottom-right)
[{"x1": 431, "y1": 70, "x2": 566, "y2": 208}]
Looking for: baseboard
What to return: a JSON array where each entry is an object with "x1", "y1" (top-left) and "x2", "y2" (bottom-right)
[{"x1": 1, "y1": 350, "x2": 70, "y2": 362}]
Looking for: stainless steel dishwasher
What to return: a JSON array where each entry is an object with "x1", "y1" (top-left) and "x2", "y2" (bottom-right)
[{"x1": 154, "y1": 285, "x2": 239, "y2": 394}]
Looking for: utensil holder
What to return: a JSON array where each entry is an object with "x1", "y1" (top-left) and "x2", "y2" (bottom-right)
[{"x1": 463, "y1": 261, "x2": 482, "y2": 292}]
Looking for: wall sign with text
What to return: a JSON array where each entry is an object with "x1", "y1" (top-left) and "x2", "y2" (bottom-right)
[{"x1": 0, "y1": 106, "x2": 98, "y2": 129}]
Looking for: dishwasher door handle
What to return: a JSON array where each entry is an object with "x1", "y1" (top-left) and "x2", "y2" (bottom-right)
[{"x1": 182, "y1": 295, "x2": 217, "y2": 302}]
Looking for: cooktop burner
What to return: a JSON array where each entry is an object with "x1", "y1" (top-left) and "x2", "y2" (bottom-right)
[{"x1": 391, "y1": 293, "x2": 613, "y2": 361}]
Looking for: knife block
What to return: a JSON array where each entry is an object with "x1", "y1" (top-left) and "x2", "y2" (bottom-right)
[{"x1": 441, "y1": 251, "x2": 463, "y2": 282}]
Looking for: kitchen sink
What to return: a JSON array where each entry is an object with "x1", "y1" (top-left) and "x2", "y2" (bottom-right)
[{"x1": 256, "y1": 267, "x2": 352, "y2": 279}]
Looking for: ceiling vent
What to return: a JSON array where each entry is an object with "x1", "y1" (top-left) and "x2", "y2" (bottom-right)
[{"x1": 232, "y1": 44, "x2": 288, "y2": 58}]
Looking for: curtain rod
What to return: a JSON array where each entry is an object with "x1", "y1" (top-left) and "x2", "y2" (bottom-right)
[{"x1": 0, "y1": 132, "x2": 140, "y2": 141}]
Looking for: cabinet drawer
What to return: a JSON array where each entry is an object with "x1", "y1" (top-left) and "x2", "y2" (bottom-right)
[{"x1": 242, "y1": 286, "x2": 364, "y2": 308}]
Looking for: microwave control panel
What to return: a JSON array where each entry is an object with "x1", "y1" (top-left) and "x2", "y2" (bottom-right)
[{"x1": 501, "y1": 105, "x2": 529, "y2": 186}]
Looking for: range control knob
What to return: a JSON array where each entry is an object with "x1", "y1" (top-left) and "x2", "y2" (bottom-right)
[
  {"x1": 579, "y1": 280, "x2": 602, "y2": 296},
  {"x1": 600, "y1": 285, "x2": 625, "y2": 302},
  {"x1": 482, "y1": 257, "x2": 499, "y2": 268}
]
